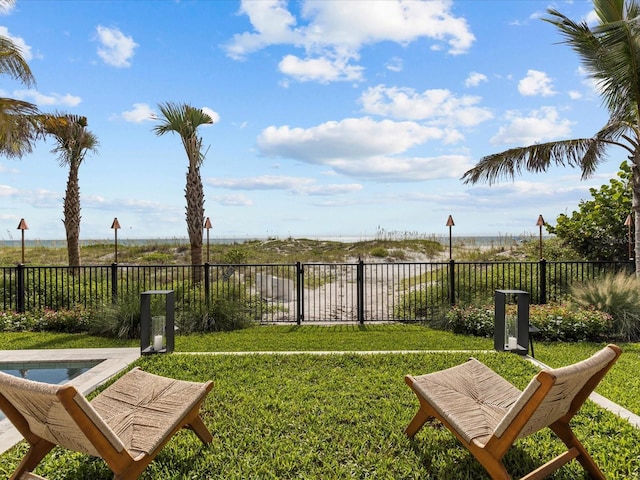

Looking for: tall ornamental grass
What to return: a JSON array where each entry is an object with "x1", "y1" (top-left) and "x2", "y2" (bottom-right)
[{"x1": 570, "y1": 272, "x2": 640, "y2": 341}]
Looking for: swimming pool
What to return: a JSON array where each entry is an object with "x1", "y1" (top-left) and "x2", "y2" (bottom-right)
[
  {"x1": 0, "y1": 360, "x2": 103, "y2": 421},
  {"x1": 0, "y1": 360, "x2": 102, "y2": 384}
]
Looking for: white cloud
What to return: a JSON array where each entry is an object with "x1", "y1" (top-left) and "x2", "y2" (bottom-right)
[
  {"x1": 360, "y1": 84, "x2": 493, "y2": 127},
  {"x1": 386, "y1": 57, "x2": 403, "y2": 72},
  {"x1": 585, "y1": 9, "x2": 599, "y2": 26},
  {"x1": 225, "y1": 0, "x2": 474, "y2": 83},
  {"x1": 568, "y1": 90, "x2": 582, "y2": 100},
  {"x1": 212, "y1": 194, "x2": 254, "y2": 207},
  {"x1": 121, "y1": 103, "x2": 155, "y2": 123},
  {"x1": 0, "y1": 26, "x2": 32, "y2": 61},
  {"x1": 259, "y1": 117, "x2": 446, "y2": 160},
  {"x1": 278, "y1": 54, "x2": 364, "y2": 83},
  {"x1": 209, "y1": 175, "x2": 315, "y2": 190},
  {"x1": 491, "y1": 106, "x2": 573, "y2": 145},
  {"x1": 201, "y1": 107, "x2": 221, "y2": 124},
  {"x1": 256, "y1": 117, "x2": 474, "y2": 181},
  {"x1": 95, "y1": 25, "x2": 138, "y2": 68},
  {"x1": 0, "y1": 163, "x2": 19, "y2": 174},
  {"x1": 0, "y1": 184, "x2": 19, "y2": 197},
  {"x1": 518, "y1": 69, "x2": 556, "y2": 96},
  {"x1": 13, "y1": 89, "x2": 81, "y2": 107},
  {"x1": 466, "y1": 179, "x2": 592, "y2": 207},
  {"x1": 323, "y1": 154, "x2": 472, "y2": 181},
  {"x1": 465, "y1": 71, "x2": 487, "y2": 87},
  {"x1": 224, "y1": 0, "x2": 301, "y2": 60},
  {"x1": 207, "y1": 175, "x2": 362, "y2": 195}
]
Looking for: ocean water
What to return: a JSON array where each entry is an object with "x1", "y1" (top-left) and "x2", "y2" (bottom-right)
[{"x1": 0, "y1": 234, "x2": 549, "y2": 248}]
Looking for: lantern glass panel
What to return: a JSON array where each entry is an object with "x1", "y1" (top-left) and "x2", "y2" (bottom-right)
[
  {"x1": 505, "y1": 312, "x2": 518, "y2": 350},
  {"x1": 151, "y1": 315, "x2": 165, "y2": 352}
]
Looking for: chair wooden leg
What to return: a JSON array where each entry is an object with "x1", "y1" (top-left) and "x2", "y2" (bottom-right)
[
  {"x1": 187, "y1": 415, "x2": 213, "y2": 443},
  {"x1": 467, "y1": 444, "x2": 511, "y2": 480},
  {"x1": 10, "y1": 439, "x2": 55, "y2": 480},
  {"x1": 405, "y1": 407, "x2": 430, "y2": 438},
  {"x1": 113, "y1": 458, "x2": 154, "y2": 480},
  {"x1": 550, "y1": 422, "x2": 605, "y2": 480}
]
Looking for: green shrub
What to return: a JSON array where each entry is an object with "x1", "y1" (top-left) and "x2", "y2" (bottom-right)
[
  {"x1": 445, "y1": 305, "x2": 495, "y2": 337},
  {"x1": 370, "y1": 247, "x2": 388, "y2": 258},
  {"x1": 445, "y1": 303, "x2": 612, "y2": 341},
  {"x1": 140, "y1": 252, "x2": 174, "y2": 264},
  {"x1": 570, "y1": 272, "x2": 640, "y2": 341},
  {"x1": 527, "y1": 303, "x2": 611, "y2": 341},
  {"x1": 0, "y1": 307, "x2": 89, "y2": 333}
]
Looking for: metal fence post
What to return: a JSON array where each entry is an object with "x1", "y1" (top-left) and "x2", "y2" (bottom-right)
[
  {"x1": 204, "y1": 262, "x2": 210, "y2": 311},
  {"x1": 539, "y1": 259, "x2": 547, "y2": 305},
  {"x1": 357, "y1": 259, "x2": 365, "y2": 324},
  {"x1": 448, "y1": 259, "x2": 456, "y2": 306},
  {"x1": 296, "y1": 262, "x2": 303, "y2": 325},
  {"x1": 111, "y1": 262, "x2": 118, "y2": 304},
  {"x1": 16, "y1": 263, "x2": 25, "y2": 313}
]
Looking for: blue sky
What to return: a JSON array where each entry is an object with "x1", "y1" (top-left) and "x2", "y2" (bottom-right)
[{"x1": 0, "y1": 0, "x2": 619, "y2": 242}]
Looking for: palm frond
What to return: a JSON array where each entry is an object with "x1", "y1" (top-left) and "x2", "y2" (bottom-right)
[
  {"x1": 0, "y1": 98, "x2": 41, "y2": 158},
  {"x1": 545, "y1": 0, "x2": 640, "y2": 121},
  {"x1": 152, "y1": 102, "x2": 213, "y2": 167},
  {"x1": 40, "y1": 113, "x2": 98, "y2": 167},
  {"x1": 0, "y1": 35, "x2": 35, "y2": 87},
  {"x1": 461, "y1": 138, "x2": 609, "y2": 185}
]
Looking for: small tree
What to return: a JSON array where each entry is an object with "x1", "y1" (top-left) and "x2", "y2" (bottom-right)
[
  {"x1": 548, "y1": 162, "x2": 632, "y2": 261},
  {"x1": 41, "y1": 114, "x2": 98, "y2": 267},
  {"x1": 152, "y1": 102, "x2": 214, "y2": 283}
]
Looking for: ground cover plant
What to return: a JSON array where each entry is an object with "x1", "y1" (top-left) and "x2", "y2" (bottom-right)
[
  {"x1": 445, "y1": 304, "x2": 612, "y2": 341},
  {"x1": 1, "y1": 351, "x2": 638, "y2": 479}
]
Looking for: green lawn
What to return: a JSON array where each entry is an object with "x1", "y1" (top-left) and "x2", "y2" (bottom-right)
[{"x1": 1, "y1": 325, "x2": 639, "y2": 479}]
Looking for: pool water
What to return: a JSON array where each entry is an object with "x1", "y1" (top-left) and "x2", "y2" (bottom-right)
[
  {"x1": 0, "y1": 360, "x2": 101, "y2": 384},
  {"x1": 0, "y1": 360, "x2": 101, "y2": 420}
]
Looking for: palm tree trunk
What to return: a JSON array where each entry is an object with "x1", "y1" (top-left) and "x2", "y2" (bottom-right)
[
  {"x1": 633, "y1": 160, "x2": 640, "y2": 276},
  {"x1": 186, "y1": 164, "x2": 204, "y2": 283},
  {"x1": 64, "y1": 161, "x2": 81, "y2": 268}
]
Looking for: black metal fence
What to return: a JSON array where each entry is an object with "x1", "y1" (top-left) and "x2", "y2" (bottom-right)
[{"x1": 1, "y1": 260, "x2": 634, "y2": 323}]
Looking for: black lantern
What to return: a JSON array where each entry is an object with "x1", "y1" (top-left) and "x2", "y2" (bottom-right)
[
  {"x1": 140, "y1": 290, "x2": 175, "y2": 355},
  {"x1": 494, "y1": 290, "x2": 529, "y2": 355}
]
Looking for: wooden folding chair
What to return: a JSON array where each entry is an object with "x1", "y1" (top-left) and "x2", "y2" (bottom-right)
[
  {"x1": 0, "y1": 366, "x2": 213, "y2": 480},
  {"x1": 404, "y1": 344, "x2": 621, "y2": 480}
]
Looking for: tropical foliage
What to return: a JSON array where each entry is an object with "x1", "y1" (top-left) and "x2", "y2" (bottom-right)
[
  {"x1": 0, "y1": 0, "x2": 40, "y2": 158},
  {"x1": 40, "y1": 114, "x2": 98, "y2": 266},
  {"x1": 462, "y1": 0, "x2": 640, "y2": 276},
  {"x1": 153, "y1": 102, "x2": 214, "y2": 282},
  {"x1": 549, "y1": 162, "x2": 632, "y2": 260}
]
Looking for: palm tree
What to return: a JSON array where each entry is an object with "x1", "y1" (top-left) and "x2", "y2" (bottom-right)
[
  {"x1": 152, "y1": 102, "x2": 214, "y2": 282},
  {"x1": 0, "y1": 0, "x2": 41, "y2": 158},
  {"x1": 462, "y1": 0, "x2": 640, "y2": 275},
  {"x1": 41, "y1": 114, "x2": 98, "y2": 267}
]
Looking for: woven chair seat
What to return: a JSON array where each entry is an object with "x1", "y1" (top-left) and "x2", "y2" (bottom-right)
[
  {"x1": 409, "y1": 358, "x2": 521, "y2": 447},
  {"x1": 91, "y1": 368, "x2": 210, "y2": 458}
]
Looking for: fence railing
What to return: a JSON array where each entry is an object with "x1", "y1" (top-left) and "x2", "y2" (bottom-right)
[{"x1": 1, "y1": 260, "x2": 634, "y2": 323}]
